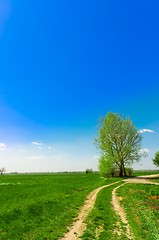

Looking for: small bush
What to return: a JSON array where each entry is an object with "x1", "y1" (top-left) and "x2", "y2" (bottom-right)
[
  {"x1": 125, "y1": 168, "x2": 133, "y2": 177},
  {"x1": 86, "y1": 169, "x2": 93, "y2": 174}
]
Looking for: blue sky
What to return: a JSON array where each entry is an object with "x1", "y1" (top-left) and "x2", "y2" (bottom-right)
[{"x1": 0, "y1": 0, "x2": 159, "y2": 172}]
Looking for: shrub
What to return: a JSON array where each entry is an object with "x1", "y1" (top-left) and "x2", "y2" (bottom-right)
[{"x1": 86, "y1": 169, "x2": 93, "y2": 174}]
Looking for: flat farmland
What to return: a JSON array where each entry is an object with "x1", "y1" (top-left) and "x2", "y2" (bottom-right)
[
  {"x1": 0, "y1": 173, "x2": 118, "y2": 240},
  {"x1": 1, "y1": 172, "x2": 159, "y2": 240}
]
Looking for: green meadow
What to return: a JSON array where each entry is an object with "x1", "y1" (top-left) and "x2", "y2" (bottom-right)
[
  {"x1": 0, "y1": 172, "x2": 117, "y2": 240},
  {"x1": 0, "y1": 171, "x2": 159, "y2": 240}
]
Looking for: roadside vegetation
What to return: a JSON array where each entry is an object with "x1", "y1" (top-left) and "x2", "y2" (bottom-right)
[
  {"x1": 152, "y1": 178, "x2": 159, "y2": 183},
  {"x1": 116, "y1": 183, "x2": 159, "y2": 240}
]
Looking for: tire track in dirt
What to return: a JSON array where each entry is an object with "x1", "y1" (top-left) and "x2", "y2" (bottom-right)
[
  {"x1": 60, "y1": 180, "x2": 122, "y2": 240},
  {"x1": 112, "y1": 183, "x2": 133, "y2": 239}
]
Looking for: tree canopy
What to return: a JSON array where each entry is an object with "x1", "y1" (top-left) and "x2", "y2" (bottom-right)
[
  {"x1": 95, "y1": 112, "x2": 143, "y2": 177},
  {"x1": 153, "y1": 151, "x2": 159, "y2": 168}
]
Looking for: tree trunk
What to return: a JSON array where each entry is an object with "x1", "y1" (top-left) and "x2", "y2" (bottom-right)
[
  {"x1": 119, "y1": 164, "x2": 127, "y2": 177},
  {"x1": 123, "y1": 166, "x2": 127, "y2": 177},
  {"x1": 119, "y1": 166, "x2": 123, "y2": 177}
]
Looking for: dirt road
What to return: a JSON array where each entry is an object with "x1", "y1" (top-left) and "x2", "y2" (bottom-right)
[
  {"x1": 60, "y1": 181, "x2": 121, "y2": 240},
  {"x1": 60, "y1": 174, "x2": 159, "y2": 240}
]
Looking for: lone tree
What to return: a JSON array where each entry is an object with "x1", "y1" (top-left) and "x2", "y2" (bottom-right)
[
  {"x1": 0, "y1": 167, "x2": 6, "y2": 175},
  {"x1": 95, "y1": 112, "x2": 143, "y2": 177},
  {"x1": 153, "y1": 151, "x2": 159, "y2": 168}
]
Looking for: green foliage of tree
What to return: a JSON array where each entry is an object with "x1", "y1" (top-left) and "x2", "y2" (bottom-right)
[
  {"x1": 99, "y1": 154, "x2": 114, "y2": 177},
  {"x1": 152, "y1": 151, "x2": 159, "y2": 168},
  {"x1": 95, "y1": 112, "x2": 143, "y2": 177}
]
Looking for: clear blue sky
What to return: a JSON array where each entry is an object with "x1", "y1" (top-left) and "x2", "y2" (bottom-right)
[{"x1": 0, "y1": 0, "x2": 159, "y2": 172}]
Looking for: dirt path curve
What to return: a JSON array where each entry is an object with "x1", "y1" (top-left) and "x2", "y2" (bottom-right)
[
  {"x1": 60, "y1": 174, "x2": 159, "y2": 240},
  {"x1": 126, "y1": 174, "x2": 159, "y2": 185},
  {"x1": 60, "y1": 180, "x2": 121, "y2": 240},
  {"x1": 112, "y1": 183, "x2": 133, "y2": 239},
  {"x1": 111, "y1": 174, "x2": 159, "y2": 240}
]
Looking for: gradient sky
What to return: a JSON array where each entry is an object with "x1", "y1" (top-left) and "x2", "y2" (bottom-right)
[{"x1": 0, "y1": 0, "x2": 159, "y2": 172}]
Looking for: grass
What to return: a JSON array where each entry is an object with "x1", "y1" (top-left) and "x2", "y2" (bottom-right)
[
  {"x1": 0, "y1": 172, "x2": 120, "y2": 240},
  {"x1": 1, "y1": 170, "x2": 159, "y2": 239},
  {"x1": 116, "y1": 183, "x2": 159, "y2": 240},
  {"x1": 81, "y1": 180, "x2": 130, "y2": 240},
  {"x1": 81, "y1": 170, "x2": 159, "y2": 240},
  {"x1": 152, "y1": 179, "x2": 159, "y2": 183}
]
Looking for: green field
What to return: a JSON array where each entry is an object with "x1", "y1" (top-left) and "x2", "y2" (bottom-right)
[
  {"x1": 0, "y1": 172, "x2": 119, "y2": 240},
  {"x1": 0, "y1": 171, "x2": 159, "y2": 240}
]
